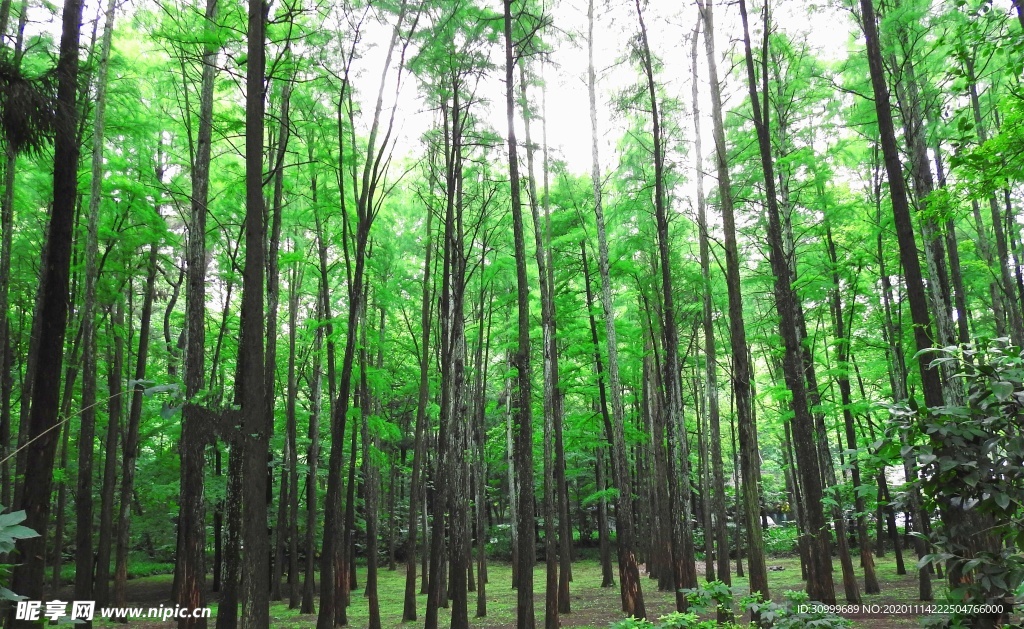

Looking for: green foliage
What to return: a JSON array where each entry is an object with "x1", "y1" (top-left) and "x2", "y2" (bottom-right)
[
  {"x1": 0, "y1": 507, "x2": 40, "y2": 601},
  {"x1": 610, "y1": 610, "x2": 751, "y2": 629},
  {"x1": 746, "y1": 590, "x2": 851, "y2": 629},
  {"x1": 887, "y1": 339, "x2": 1024, "y2": 625},
  {"x1": 680, "y1": 580, "x2": 739, "y2": 618},
  {"x1": 762, "y1": 523, "x2": 800, "y2": 556}
]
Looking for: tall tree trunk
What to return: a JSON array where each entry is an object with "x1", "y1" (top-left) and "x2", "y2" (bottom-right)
[
  {"x1": 403, "y1": 209, "x2": 433, "y2": 621},
  {"x1": 860, "y1": 0, "x2": 998, "y2": 609},
  {"x1": 302, "y1": 276, "x2": 324, "y2": 615},
  {"x1": 362, "y1": 307, "x2": 385, "y2": 629},
  {"x1": 268, "y1": 76, "x2": 293, "y2": 605},
  {"x1": 178, "y1": 0, "x2": 218, "y2": 622},
  {"x1": 519, "y1": 61, "x2": 562, "y2": 628},
  {"x1": 473, "y1": 264, "x2": 493, "y2": 618},
  {"x1": 95, "y1": 300, "x2": 124, "y2": 607},
  {"x1": 239, "y1": 0, "x2": 269, "y2": 621},
  {"x1": 7, "y1": 0, "x2": 83, "y2": 611},
  {"x1": 286, "y1": 254, "x2": 301, "y2": 609},
  {"x1": 580, "y1": 243, "x2": 616, "y2": 589},
  {"x1": 737, "y1": 0, "x2": 819, "y2": 602},
  {"x1": 632, "y1": 1, "x2": 695, "y2": 608},
  {"x1": 826, "y1": 226, "x2": 880, "y2": 594},
  {"x1": 690, "y1": 18, "x2": 729, "y2": 594},
  {"x1": 0, "y1": 0, "x2": 30, "y2": 523},
  {"x1": 698, "y1": 0, "x2": 775, "y2": 604},
  {"x1": 503, "y1": 2, "x2": 536, "y2": 626},
  {"x1": 586, "y1": 0, "x2": 644, "y2": 616},
  {"x1": 112, "y1": 244, "x2": 159, "y2": 619}
]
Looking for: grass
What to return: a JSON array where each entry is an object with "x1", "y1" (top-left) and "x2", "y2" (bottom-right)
[
  {"x1": 80, "y1": 553, "x2": 948, "y2": 628},
  {"x1": 57, "y1": 553, "x2": 175, "y2": 586}
]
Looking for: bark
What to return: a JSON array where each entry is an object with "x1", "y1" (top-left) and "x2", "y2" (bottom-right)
[
  {"x1": 473, "y1": 266, "x2": 493, "y2": 618},
  {"x1": 540, "y1": 72, "x2": 573, "y2": 613},
  {"x1": 0, "y1": 0, "x2": 30, "y2": 519},
  {"x1": 302, "y1": 278, "x2": 324, "y2": 615},
  {"x1": 580, "y1": 242, "x2": 615, "y2": 589},
  {"x1": 737, "y1": 0, "x2": 821, "y2": 602},
  {"x1": 503, "y1": 2, "x2": 536, "y2": 626},
  {"x1": 519, "y1": 61, "x2": 562, "y2": 628},
  {"x1": 860, "y1": 0, "x2": 998, "y2": 607},
  {"x1": 178, "y1": 0, "x2": 218, "y2": 622},
  {"x1": 112, "y1": 244, "x2": 159, "y2": 620},
  {"x1": 95, "y1": 301, "x2": 123, "y2": 606},
  {"x1": 362, "y1": 307, "x2": 385, "y2": 629},
  {"x1": 7, "y1": 0, "x2": 83, "y2": 610},
  {"x1": 690, "y1": 17, "x2": 729, "y2": 592},
  {"x1": 217, "y1": 438, "x2": 243, "y2": 629},
  {"x1": 286, "y1": 256, "x2": 301, "y2": 609},
  {"x1": 826, "y1": 225, "x2": 880, "y2": 594},
  {"x1": 403, "y1": 208, "x2": 433, "y2": 621},
  {"x1": 268, "y1": 76, "x2": 293, "y2": 605},
  {"x1": 586, "y1": 0, "x2": 644, "y2": 616},
  {"x1": 698, "y1": 0, "x2": 775, "y2": 604},
  {"x1": 239, "y1": 0, "x2": 269, "y2": 621},
  {"x1": 930, "y1": 145, "x2": 971, "y2": 347}
]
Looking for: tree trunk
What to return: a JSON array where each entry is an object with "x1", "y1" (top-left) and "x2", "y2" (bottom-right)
[
  {"x1": 698, "y1": 0, "x2": 774, "y2": 604},
  {"x1": 737, "y1": 0, "x2": 823, "y2": 602},
  {"x1": 826, "y1": 225, "x2": 880, "y2": 594},
  {"x1": 95, "y1": 300, "x2": 124, "y2": 607},
  {"x1": 403, "y1": 208, "x2": 434, "y2": 621},
  {"x1": 178, "y1": 0, "x2": 218, "y2": 622},
  {"x1": 519, "y1": 61, "x2": 562, "y2": 628},
  {"x1": 503, "y1": 2, "x2": 536, "y2": 626},
  {"x1": 690, "y1": 17, "x2": 729, "y2": 593},
  {"x1": 112, "y1": 244, "x2": 159, "y2": 619},
  {"x1": 7, "y1": 0, "x2": 83, "y2": 610},
  {"x1": 239, "y1": 0, "x2": 269, "y2": 621},
  {"x1": 860, "y1": 0, "x2": 998, "y2": 606},
  {"x1": 267, "y1": 76, "x2": 293, "y2": 605},
  {"x1": 580, "y1": 243, "x2": 615, "y2": 589},
  {"x1": 302, "y1": 277, "x2": 324, "y2": 615},
  {"x1": 632, "y1": 0, "x2": 695, "y2": 608},
  {"x1": 586, "y1": 0, "x2": 643, "y2": 616},
  {"x1": 286, "y1": 254, "x2": 301, "y2": 609}
]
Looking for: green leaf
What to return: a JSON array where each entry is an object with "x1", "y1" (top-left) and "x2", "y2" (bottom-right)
[{"x1": 991, "y1": 380, "x2": 1013, "y2": 401}]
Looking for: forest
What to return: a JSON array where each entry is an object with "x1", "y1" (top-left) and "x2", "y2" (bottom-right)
[{"x1": 0, "y1": 0, "x2": 1023, "y2": 626}]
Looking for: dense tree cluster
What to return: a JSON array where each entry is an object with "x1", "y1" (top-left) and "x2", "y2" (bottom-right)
[{"x1": 1, "y1": 0, "x2": 1023, "y2": 627}]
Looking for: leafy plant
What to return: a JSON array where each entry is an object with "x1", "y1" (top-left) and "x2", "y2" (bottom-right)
[
  {"x1": 887, "y1": 339, "x2": 1024, "y2": 627},
  {"x1": 609, "y1": 617, "x2": 656, "y2": 629},
  {"x1": 745, "y1": 590, "x2": 851, "y2": 629},
  {"x1": 0, "y1": 506, "x2": 41, "y2": 601}
]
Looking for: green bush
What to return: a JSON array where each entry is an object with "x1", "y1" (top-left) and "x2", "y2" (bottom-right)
[
  {"x1": 0, "y1": 507, "x2": 40, "y2": 601},
  {"x1": 762, "y1": 523, "x2": 800, "y2": 556},
  {"x1": 745, "y1": 590, "x2": 851, "y2": 629}
]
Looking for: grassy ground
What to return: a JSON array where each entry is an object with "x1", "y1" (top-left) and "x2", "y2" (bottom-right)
[{"x1": 80, "y1": 553, "x2": 958, "y2": 628}]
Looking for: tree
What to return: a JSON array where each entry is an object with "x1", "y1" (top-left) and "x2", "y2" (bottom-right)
[{"x1": 7, "y1": 0, "x2": 83, "y2": 614}]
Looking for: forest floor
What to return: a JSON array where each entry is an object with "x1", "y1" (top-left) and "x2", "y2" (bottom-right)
[{"x1": 80, "y1": 555, "x2": 949, "y2": 628}]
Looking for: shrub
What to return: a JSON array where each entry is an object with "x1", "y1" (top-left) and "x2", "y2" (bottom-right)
[{"x1": 745, "y1": 590, "x2": 851, "y2": 629}]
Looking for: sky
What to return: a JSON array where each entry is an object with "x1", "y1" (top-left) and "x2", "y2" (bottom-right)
[{"x1": 357, "y1": 0, "x2": 858, "y2": 182}]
